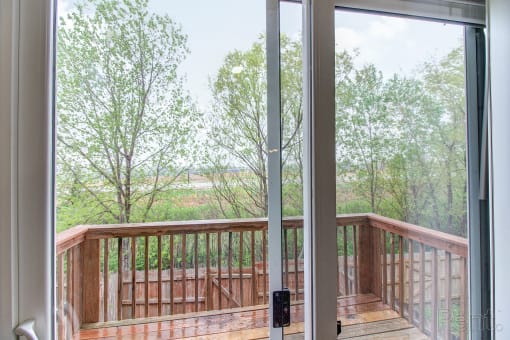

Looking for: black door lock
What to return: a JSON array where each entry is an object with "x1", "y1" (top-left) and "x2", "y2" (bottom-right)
[{"x1": 273, "y1": 288, "x2": 291, "y2": 328}]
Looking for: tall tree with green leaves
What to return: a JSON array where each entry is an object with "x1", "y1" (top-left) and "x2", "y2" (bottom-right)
[
  {"x1": 421, "y1": 47, "x2": 467, "y2": 235},
  {"x1": 382, "y1": 75, "x2": 442, "y2": 224},
  {"x1": 365, "y1": 48, "x2": 467, "y2": 236},
  {"x1": 205, "y1": 36, "x2": 303, "y2": 218},
  {"x1": 57, "y1": 0, "x2": 196, "y2": 226},
  {"x1": 336, "y1": 60, "x2": 395, "y2": 213}
]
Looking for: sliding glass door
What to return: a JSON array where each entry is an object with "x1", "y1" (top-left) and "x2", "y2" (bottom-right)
[
  {"x1": 6, "y1": 1, "x2": 487, "y2": 339},
  {"x1": 53, "y1": 0, "x2": 288, "y2": 339},
  {"x1": 307, "y1": 3, "x2": 486, "y2": 339},
  {"x1": 277, "y1": 2, "x2": 486, "y2": 339}
]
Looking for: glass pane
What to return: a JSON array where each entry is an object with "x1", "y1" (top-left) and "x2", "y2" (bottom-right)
[
  {"x1": 55, "y1": 0, "x2": 272, "y2": 338},
  {"x1": 280, "y1": 1, "x2": 304, "y2": 338},
  {"x1": 335, "y1": 10, "x2": 468, "y2": 339}
]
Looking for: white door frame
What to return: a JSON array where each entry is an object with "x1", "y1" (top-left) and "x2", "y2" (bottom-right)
[
  {"x1": 0, "y1": 0, "x2": 20, "y2": 336},
  {"x1": 302, "y1": 0, "x2": 338, "y2": 339},
  {"x1": 0, "y1": 0, "x2": 55, "y2": 338},
  {"x1": 488, "y1": 0, "x2": 510, "y2": 338},
  {"x1": 0, "y1": 1, "x2": 496, "y2": 339}
]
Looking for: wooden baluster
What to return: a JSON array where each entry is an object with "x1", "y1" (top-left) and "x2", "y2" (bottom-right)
[
  {"x1": 382, "y1": 231, "x2": 387, "y2": 304},
  {"x1": 294, "y1": 227, "x2": 299, "y2": 301},
  {"x1": 117, "y1": 238, "x2": 123, "y2": 320},
  {"x1": 66, "y1": 249, "x2": 73, "y2": 329},
  {"x1": 72, "y1": 245, "x2": 82, "y2": 330},
  {"x1": 251, "y1": 230, "x2": 256, "y2": 305},
  {"x1": 206, "y1": 233, "x2": 211, "y2": 310},
  {"x1": 336, "y1": 226, "x2": 339, "y2": 297},
  {"x1": 399, "y1": 236, "x2": 404, "y2": 316},
  {"x1": 131, "y1": 237, "x2": 136, "y2": 319},
  {"x1": 144, "y1": 236, "x2": 149, "y2": 317},
  {"x1": 57, "y1": 254, "x2": 64, "y2": 340},
  {"x1": 182, "y1": 234, "x2": 187, "y2": 314},
  {"x1": 284, "y1": 228, "x2": 289, "y2": 290},
  {"x1": 195, "y1": 233, "x2": 199, "y2": 312},
  {"x1": 353, "y1": 225, "x2": 359, "y2": 294},
  {"x1": 343, "y1": 226, "x2": 348, "y2": 295},
  {"x1": 409, "y1": 240, "x2": 414, "y2": 325},
  {"x1": 460, "y1": 256, "x2": 467, "y2": 340},
  {"x1": 263, "y1": 229, "x2": 267, "y2": 304},
  {"x1": 170, "y1": 234, "x2": 174, "y2": 315},
  {"x1": 71, "y1": 248, "x2": 78, "y2": 334},
  {"x1": 228, "y1": 232, "x2": 233, "y2": 308},
  {"x1": 390, "y1": 233, "x2": 395, "y2": 310},
  {"x1": 217, "y1": 232, "x2": 222, "y2": 310},
  {"x1": 419, "y1": 243, "x2": 425, "y2": 332},
  {"x1": 431, "y1": 248, "x2": 438, "y2": 339},
  {"x1": 445, "y1": 251, "x2": 452, "y2": 340},
  {"x1": 157, "y1": 235, "x2": 162, "y2": 316},
  {"x1": 373, "y1": 228, "x2": 382, "y2": 299},
  {"x1": 239, "y1": 231, "x2": 244, "y2": 307},
  {"x1": 103, "y1": 240, "x2": 109, "y2": 322}
]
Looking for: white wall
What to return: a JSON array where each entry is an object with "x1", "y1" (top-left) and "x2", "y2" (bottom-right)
[{"x1": 489, "y1": 0, "x2": 510, "y2": 337}]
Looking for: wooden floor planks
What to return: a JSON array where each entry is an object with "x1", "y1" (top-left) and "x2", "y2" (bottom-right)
[
  {"x1": 76, "y1": 294, "x2": 429, "y2": 339},
  {"x1": 283, "y1": 318, "x2": 427, "y2": 340}
]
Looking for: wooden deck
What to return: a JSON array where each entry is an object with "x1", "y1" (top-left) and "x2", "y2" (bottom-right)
[
  {"x1": 76, "y1": 294, "x2": 429, "y2": 339},
  {"x1": 58, "y1": 214, "x2": 467, "y2": 339}
]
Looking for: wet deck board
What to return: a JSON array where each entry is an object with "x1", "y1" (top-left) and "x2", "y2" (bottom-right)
[
  {"x1": 283, "y1": 317, "x2": 428, "y2": 339},
  {"x1": 76, "y1": 294, "x2": 428, "y2": 339}
]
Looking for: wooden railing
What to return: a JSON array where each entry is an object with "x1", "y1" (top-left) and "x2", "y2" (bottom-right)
[
  {"x1": 56, "y1": 213, "x2": 468, "y2": 339},
  {"x1": 365, "y1": 214, "x2": 469, "y2": 340}
]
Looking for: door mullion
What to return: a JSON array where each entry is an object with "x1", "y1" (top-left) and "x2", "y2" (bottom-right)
[
  {"x1": 303, "y1": 0, "x2": 337, "y2": 339},
  {"x1": 267, "y1": 0, "x2": 283, "y2": 339}
]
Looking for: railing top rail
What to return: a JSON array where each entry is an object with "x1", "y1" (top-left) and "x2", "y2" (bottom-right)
[
  {"x1": 84, "y1": 217, "x2": 269, "y2": 239},
  {"x1": 56, "y1": 225, "x2": 88, "y2": 254},
  {"x1": 55, "y1": 213, "x2": 467, "y2": 257},
  {"x1": 79, "y1": 214, "x2": 369, "y2": 240},
  {"x1": 367, "y1": 214, "x2": 468, "y2": 257},
  {"x1": 55, "y1": 214, "x2": 367, "y2": 254},
  {"x1": 335, "y1": 214, "x2": 370, "y2": 226}
]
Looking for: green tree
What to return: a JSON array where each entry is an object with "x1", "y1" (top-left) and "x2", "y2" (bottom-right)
[
  {"x1": 336, "y1": 61, "x2": 395, "y2": 213},
  {"x1": 421, "y1": 47, "x2": 467, "y2": 235},
  {"x1": 205, "y1": 36, "x2": 303, "y2": 218},
  {"x1": 370, "y1": 48, "x2": 467, "y2": 236},
  {"x1": 57, "y1": 0, "x2": 196, "y2": 226},
  {"x1": 382, "y1": 75, "x2": 442, "y2": 224},
  {"x1": 334, "y1": 46, "x2": 467, "y2": 237}
]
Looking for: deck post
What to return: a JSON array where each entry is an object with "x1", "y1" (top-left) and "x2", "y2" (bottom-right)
[
  {"x1": 358, "y1": 224, "x2": 379, "y2": 295},
  {"x1": 82, "y1": 239, "x2": 100, "y2": 323}
]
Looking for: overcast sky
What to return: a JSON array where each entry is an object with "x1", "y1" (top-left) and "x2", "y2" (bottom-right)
[{"x1": 58, "y1": 1, "x2": 464, "y2": 111}]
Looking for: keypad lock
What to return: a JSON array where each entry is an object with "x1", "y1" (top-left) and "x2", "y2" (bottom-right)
[{"x1": 273, "y1": 288, "x2": 291, "y2": 328}]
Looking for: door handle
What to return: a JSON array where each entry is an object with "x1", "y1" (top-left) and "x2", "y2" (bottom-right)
[{"x1": 14, "y1": 319, "x2": 39, "y2": 340}]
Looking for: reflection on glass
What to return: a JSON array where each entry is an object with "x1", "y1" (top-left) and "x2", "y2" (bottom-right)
[{"x1": 335, "y1": 10, "x2": 468, "y2": 340}]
